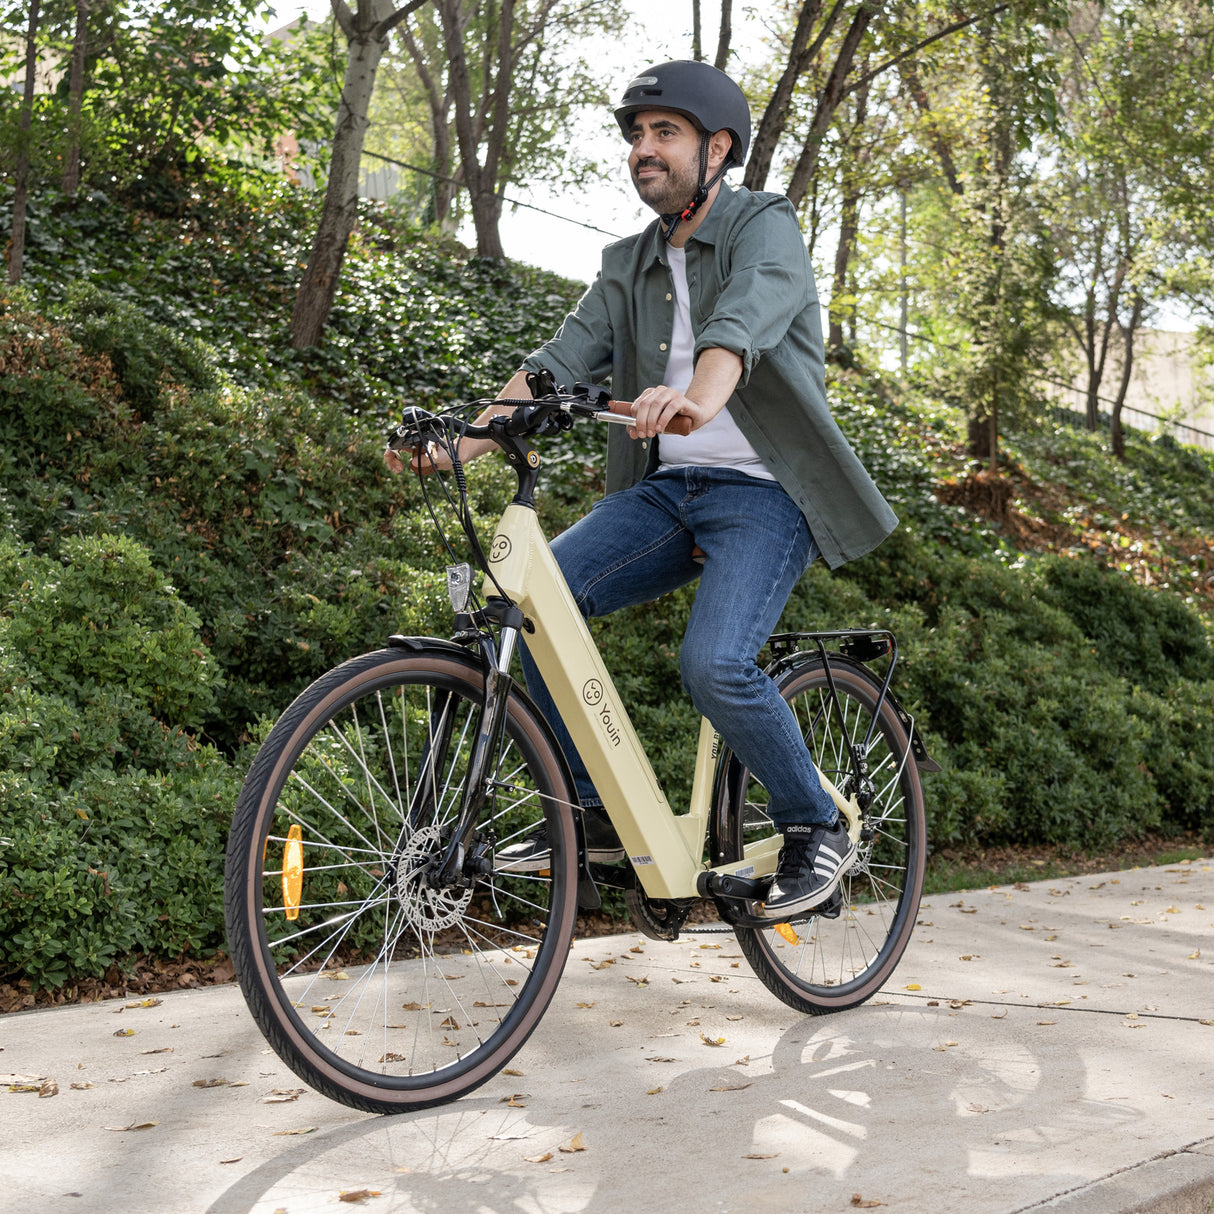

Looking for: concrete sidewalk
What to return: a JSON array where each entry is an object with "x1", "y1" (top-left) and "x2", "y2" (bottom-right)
[{"x1": 3, "y1": 859, "x2": 1212, "y2": 1214}]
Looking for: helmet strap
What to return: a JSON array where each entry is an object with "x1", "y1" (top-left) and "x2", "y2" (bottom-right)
[{"x1": 660, "y1": 131, "x2": 731, "y2": 244}]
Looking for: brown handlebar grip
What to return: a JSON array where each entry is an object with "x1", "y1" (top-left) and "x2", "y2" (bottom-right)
[{"x1": 607, "y1": 400, "x2": 693, "y2": 436}]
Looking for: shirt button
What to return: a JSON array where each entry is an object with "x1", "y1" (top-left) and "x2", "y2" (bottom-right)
[
  {"x1": 666, "y1": 293, "x2": 672, "y2": 301},
  {"x1": 659, "y1": 342, "x2": 668, "y2": 351}
]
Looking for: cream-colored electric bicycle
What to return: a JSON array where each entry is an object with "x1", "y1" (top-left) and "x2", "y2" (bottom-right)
[{"x1": 224, "y1": 383, "x2": 935, "y2": 1113}]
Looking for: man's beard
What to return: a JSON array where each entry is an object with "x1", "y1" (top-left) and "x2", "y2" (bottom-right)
[{"x1": 631, "y1": 156, "x2": 700, "y2": 215}]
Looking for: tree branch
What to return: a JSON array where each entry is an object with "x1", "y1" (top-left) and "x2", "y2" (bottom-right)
[
  {"x1": 376, "y1": 0, "x2": 434, "y2": 40},
  {"x1": 845, "y1": 3, "x2": 1009, "y2": 99}
]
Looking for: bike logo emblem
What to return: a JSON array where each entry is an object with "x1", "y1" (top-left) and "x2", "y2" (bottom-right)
[
  {"x1": 489, "y1": 534, "x2": 512, "y2": 563},
  {"x1": 582, "y1": 679, "x2": 604, "y2": 706}
]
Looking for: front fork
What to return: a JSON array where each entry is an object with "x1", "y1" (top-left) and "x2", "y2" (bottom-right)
[{"x1": 427, "y1": 619, "x2": 521, "y2": 888}]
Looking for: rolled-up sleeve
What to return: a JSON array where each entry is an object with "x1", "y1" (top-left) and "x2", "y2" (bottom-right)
[
  {"x1": 693, "y1": 197, "x2": 813, "y2": 385},
  {"x1": 521, "y1": 273, "x2": 614, "y2": 390}
]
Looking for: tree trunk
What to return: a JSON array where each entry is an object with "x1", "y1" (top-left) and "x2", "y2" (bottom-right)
[
  {"x1": 899, "y1": 61, "x2": 961, "y2": 195},
  {"x1": 742, "y1": 0, "x2": 826, "y2": 191},
  {"x1": 399, "y1": 21, "x2": 457, "y2": 228},
  {"x1": 1110, "y1": 292, "x2": 1143, "y2": 461},
  {"x1": 692, "y1": 0, "x2": 702, "y2": 60},
  {"x1": 438, "y1": 0, "x2": 506, "y2": 259},
  {"x1": 62, "y1": 0, "x2": 90, "y2": 195},
  {"x1": 784, "y1": 0, "x2": 883, "y2": 209},
  {"x1": 829, "y1": 185, "x2": 859, "y2": 350},
  {"x1": 714, "y1": 0, "x2": 732, "y2": 69},
  {"x1": 7, "y1": 0, "x2": 41, "y2": 285},
  {"x1": 291, "y1": 0, "x2": 430, "y2": 348},
  {"x1": 291, "y1": 6, "x2": 386, "y2": 349}
]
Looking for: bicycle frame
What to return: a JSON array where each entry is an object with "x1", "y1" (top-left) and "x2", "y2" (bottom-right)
[{"x1": 484, "y1": 501, "x2": 859, "y2": 900}]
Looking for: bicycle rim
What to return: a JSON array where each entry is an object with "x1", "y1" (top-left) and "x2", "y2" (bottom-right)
[
  {"x1": 722, "y1": 660, "x2": 926, "y2": 1013},
  {"x1": 224, "y1": 648, "x2": 578, "y2": 1113}
]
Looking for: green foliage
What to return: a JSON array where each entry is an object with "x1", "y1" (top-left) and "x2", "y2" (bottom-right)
[
  {"x1": 0, "y1": 530, "x2": 237, "y2": 989},
  {"x1": 66, "y1": 285, "x2": 219, "y2": 418},
  {"x1": 2, "y1": 167, "x2": 1213, "y2": 994},
  {"x1": 1041, "y1": 557, "x2": 1214, "y2": 692},
  {"x1": 0, "y1": 755, "x2": 235, "y2": 990},
  {"x1": 2, "y1": 173, "x2": 585, "y2": 413}
]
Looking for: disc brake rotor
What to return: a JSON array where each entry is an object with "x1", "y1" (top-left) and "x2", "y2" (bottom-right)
[{"x1": 395, "y1": 824, "x2": 474, "y2": 932}]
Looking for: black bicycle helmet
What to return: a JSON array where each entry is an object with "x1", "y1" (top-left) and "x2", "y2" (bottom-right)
[{"x1": 615, "y1": 60, "x2": 751, "y2": 168}]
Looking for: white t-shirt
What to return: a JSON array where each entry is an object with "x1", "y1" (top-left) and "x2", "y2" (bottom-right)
[{"x1": 657, "y1": 245, "x2": 774, "y2": 481}]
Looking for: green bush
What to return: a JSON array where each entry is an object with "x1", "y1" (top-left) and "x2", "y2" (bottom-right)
[
  {"x1": 2, "y1": 532, "x2": 221, "y2": 727},
  {"x1": 65, "y1": 284, "x2": 219, "y2": 419},
  {"x1": 0, "y1": 752, "x2": 236, "y2": 989},
  {"x1": 3, "y1": 169, "x2": 1214, "y2": 992},
  {"x1": 1041, "y1": 556, "x2": 1214, "y2": 692}
]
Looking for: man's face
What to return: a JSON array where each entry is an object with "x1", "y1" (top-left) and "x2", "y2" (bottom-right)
[{"x1": 627, "y1": 109, "x2": 704, "y2": 215}]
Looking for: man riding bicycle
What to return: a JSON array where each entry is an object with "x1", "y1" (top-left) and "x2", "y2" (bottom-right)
[{"x1": 387, "y1": 60, "x2": 897, "y2": 917}]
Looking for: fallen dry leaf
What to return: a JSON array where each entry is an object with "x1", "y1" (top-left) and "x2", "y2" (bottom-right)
[
  {"x1": 124, "y1": 998, "x2": 163, "y2": 1009},
  {"x1": 273, "y1": 1126, "x2": 317, "y2": 1136},
  {"x1": 558, "y1": 1132, "x2": 587, "y2": 1154},
  {"x1": 502, "y1": 1067, "x2": 525, "y2": 1077},
  {"x1": 851, "y1": 1195, "x2": 884, "y2": 1208},
  {"x1": 500, "y1": 1094, "x2": 528, "y2": 1108},
  {"x1": 523, "y1": 1152, "x2": 554, "y2": 1164},
  {"x1": 38, "y1": 1080, "x2": 59, "y2": 1098},
  {"x1": 647, "y1": 1086, "x2": 663, "y2": 1095},
  {"x1": 337, "y1": 1190, "x2": 381, "y2": 1203},
  {"x1": 104, "y1": 1121, "x2": 159, "y2": 1131},
  {"x1": 261, "y1": 1089, "x2": 305, "y2": 1103},
  {"x1": 193, "y1": 1078, "x2": 229, "y2": 1088},
  {"x1": 113, "y1": 1029, "x2": 135, "y2": 1038},
  {"x1": 710, "y1": 1082, "x2": 752, "y2": 1092},
  {"x1": 743, "y1": 1153, "x2": 779, "y2": 1160},
  {"x1": 700, "y1": 1033, "x2": 726, "y2": 1047},
  {"x1": 70, "y1": 1082, "x2": 94, "y2": 1091}
]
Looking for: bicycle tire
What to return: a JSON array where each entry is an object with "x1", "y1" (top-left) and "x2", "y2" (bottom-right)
[
  {"x1": 224, "y1": 646, "x2": 578, "y2": 1113},
  {"x1": 716, "y1": 657, "x2": 926, "y2": 1014}
]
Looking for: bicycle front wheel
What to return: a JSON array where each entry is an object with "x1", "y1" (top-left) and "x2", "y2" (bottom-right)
[
  {"x1": 224, "y1": 646, "x2": 578, "y2": 1113},
  {"x1": 716, "y1": 658, "x2": 926, "y2": 1014}
]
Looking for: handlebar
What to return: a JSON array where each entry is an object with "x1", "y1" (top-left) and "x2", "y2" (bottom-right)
[
  {"x1": 386, "y1": 386, "x2": 692, "y2": 460},
  {"x1": 600, "y1": 399, "x2": 694, "y2": 436}
]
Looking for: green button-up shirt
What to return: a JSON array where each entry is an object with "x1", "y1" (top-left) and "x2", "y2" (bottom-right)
[{"x1": 522, "y1": 184, "x2": 897, "y2": 568}]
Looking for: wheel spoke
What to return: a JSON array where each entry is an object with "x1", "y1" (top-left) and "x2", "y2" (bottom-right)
[
  {"x1": 225, "y1": 650, "x2": 578, "y2": 1112},
  {"x1": 725, "y1": 659, "x2": 926, "y2": 1012}
]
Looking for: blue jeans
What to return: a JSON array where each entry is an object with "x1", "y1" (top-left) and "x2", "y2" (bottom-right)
[{"x1": 519, "y1": 466, "x2": 837, "y2": 827}]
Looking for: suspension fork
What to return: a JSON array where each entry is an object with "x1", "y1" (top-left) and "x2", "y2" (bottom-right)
[{"x1": 430, "y1": 615, "x2": 523, "y2": 886}]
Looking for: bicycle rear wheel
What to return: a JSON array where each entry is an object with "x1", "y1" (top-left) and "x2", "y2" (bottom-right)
[
  {"x1": 715, "y1": 658, "x2": 926, "y2": 1014},
  {"x1": 224, "y1": 646, "x2": 578, "y2": 1113}
]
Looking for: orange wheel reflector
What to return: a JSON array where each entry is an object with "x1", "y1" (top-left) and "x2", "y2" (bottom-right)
[
  {"x1": 774, "y1": 922, "x2": 799, "y2": 945},
  {"x1": 282, "y1": 824, "x2": 304, "y2": 922}
]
